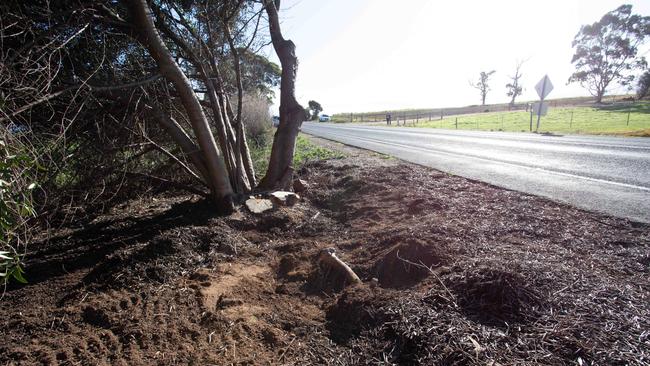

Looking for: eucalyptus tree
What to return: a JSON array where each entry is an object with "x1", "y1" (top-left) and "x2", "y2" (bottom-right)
[
  {"x1": 506, "y1": 61, "x2": 525, "y2": 106},
  {"x1": 568, "y1": 5, "x2": 650, "y2": 103},
  {"x1": 471, "y1": 70, "x2": 496, "y2": 106},
  {"x1": 1, "y1": 0, "x2": 304, "y2": 215}
]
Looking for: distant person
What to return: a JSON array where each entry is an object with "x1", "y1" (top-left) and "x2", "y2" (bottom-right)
[{"x1": 386, "y1": 113, "x2": 392, "y2": 125}]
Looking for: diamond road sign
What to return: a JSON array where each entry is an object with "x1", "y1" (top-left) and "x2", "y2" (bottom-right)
[
  {"x1": 535, "y1": 75, "x2": 553, "y2": 100},
  {"x1": 532, "y1": 102, "x2": 548, "y2": 116}
]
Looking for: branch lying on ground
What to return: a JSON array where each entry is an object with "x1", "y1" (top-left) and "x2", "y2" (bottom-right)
[{"x1": 318, "y1": 248, "x2": 361, "y2": 286}]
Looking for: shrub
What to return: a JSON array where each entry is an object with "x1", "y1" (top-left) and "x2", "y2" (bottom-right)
[
  {"x1": 1, "y1": 131, "x2": 38, "y2": 285},
  {"x1": 242, "y1": 94, "x2": 272, "y2": 147}
]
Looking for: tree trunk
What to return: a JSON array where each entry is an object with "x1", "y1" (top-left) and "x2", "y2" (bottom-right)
[
  {"x1": 152, "y1": 11, "x2": 238, "y2": 189},
  {"x1": 225, "y1": 93, "x2": 257, "y2": 187},
  {"x1": 224, "y1": 24, "x2": 247, "y2": 194},
  {"x1": 258, "y1": 0, "x2": 306, "y2": 191},
  {"x1": 126, "y1": 0, "x2": 233, "y2": 211},
  {"x1": 148, "y1": 104, "x2": 210, "y2": 183},
  {"x1": 203, "y1": 74, "x2": 240, "y2": 185}
]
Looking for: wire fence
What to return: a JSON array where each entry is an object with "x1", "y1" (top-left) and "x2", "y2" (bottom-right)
[
  {"x1": 386, "y1": 101, "x2": 650, "y2": 134},
  {"x1": 331, "y1": 96, "x2": 614, "y2": 123}
]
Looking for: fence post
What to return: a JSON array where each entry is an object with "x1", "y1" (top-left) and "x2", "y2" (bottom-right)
[
  {"x1": 440, "y1": 109, "x2": 443, "y2": 120},
  {"x1": 570, "y1": 110, "x2": 574, "y2": 128},
  {"x1": 416, "y1": 113, "x2": 419, "y2": 124},
  {"x1": 350, "y1": 113, "x2": 353, "y2": 122},
  {"x1": 529, "y1": 109, "x2": 533, "y2": 132},
  {"x1": 455, "y1": 117, "x2": 458, "y2": 129}
]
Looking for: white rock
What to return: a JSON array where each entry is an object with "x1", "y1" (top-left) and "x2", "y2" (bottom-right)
[
  {"x1": 270, "y1": 191, "x2": 300, "y2": 206},
  {"x1": 245, "y1": 198, "x2": 274, "y2": 214}
]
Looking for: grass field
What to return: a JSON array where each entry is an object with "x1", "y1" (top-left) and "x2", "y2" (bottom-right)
[
  {"x1": 330, "y1": 95, "x2": 632, "y2": 124},
  {"x1": 397, "y1": 101, "x2": 650, "y2": 136}
]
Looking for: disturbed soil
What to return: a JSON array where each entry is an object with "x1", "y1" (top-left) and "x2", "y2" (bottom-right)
[{"x1": 1, "y1": 138, "x2": 649, "y2": 365}]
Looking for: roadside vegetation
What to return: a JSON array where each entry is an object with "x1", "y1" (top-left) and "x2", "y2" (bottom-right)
[{"x1": 251, "y1": 133, "x2": 344, "y2": 177}]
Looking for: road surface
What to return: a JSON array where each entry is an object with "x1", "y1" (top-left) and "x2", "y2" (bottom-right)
[{"x1": 301, "y1": 122, "x2": 650, "y2": 223}]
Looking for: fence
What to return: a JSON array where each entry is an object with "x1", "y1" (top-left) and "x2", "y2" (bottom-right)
[
  {"x1": 388, "y1": 101, "x2": 650, "y2": 134},
  {"x1": 331, "y1": 95, "x2": 637, "y2": 125},
  {"x1": 334, "y1": 102, "x2": 531, "y2": 124}
]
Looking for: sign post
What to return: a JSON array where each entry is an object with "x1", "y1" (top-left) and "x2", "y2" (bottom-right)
[{"x1": 534, "y1": 75, "x2": 553, "y2": 132}]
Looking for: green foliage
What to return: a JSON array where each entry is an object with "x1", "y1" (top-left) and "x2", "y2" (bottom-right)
[
  {"x1": 250, "y1": 133, "x2": 343, "y2": 179},
  {"x1": 1, "y1": 138, "x2": 38, "y2": 285},
  {"x1": 249, "y1": 131, "x2": 274, "y2": 177},
  {"x1": 0, "y1": 251, "x2": 27, "y2": 284},
  {"x1": 292, "y1": 135, "x2": 343, "y2": 167},
  {"x1": 240, "y1": 50, "x2": 281, "y2": 102},
  {"x1": 569, "y1": 5, "x2": 650, "y2": 102}
]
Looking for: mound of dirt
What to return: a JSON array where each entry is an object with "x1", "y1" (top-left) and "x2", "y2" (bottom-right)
[{"x1": 372, "y1": 237, "x2": 449, "y2": 288}]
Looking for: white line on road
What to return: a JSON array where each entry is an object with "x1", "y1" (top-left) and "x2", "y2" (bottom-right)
[
  {"x1": 310, "y1": 124, "x2": 650, "y2": 151},
  {"x1": 322, "y1": 131, "x2": 650, "y2": 193}
]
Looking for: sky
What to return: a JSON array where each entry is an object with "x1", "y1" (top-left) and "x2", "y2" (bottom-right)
[{"x1": 264, "y1": 0, "x2": 650, "y2": 114}]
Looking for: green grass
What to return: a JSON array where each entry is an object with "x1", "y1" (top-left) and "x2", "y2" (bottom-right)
[
  {"x1": 250, "y1": 133, "x2": 344, "y2": 177},
  {"x1": 292, "y1": 134, "x2": 344, "y2": 166},
  {"x1": 400, "y1": 102, "x2": 650, "y2": 136}
]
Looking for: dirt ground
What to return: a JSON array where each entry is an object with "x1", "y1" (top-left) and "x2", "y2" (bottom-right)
[{"x1": 1, "y1": 137, "x2": 649, "y2": 365}]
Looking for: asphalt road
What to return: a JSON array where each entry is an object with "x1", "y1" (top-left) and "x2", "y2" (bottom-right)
[{"x1": 301, "y1": 122, "x2": 650, "y2": 223}]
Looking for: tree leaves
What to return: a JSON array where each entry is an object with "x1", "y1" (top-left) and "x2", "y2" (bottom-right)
[
  {"x1": 568, "y1": 4, "x2": 650, "y2": 101},
  {"x1": 1, "y1": 136, "x2": 38, "y2": 285}
]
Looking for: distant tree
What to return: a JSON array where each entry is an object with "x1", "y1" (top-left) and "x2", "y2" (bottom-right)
[
  {"x1": 308, "y1": 100, "x2": 323, "y2": 120},
  {"x1": 637, "y1": 70, "x2": 650, "y2": 100},
  {"x1": 506, "y1": 61, "x2": 525, "y2": 106},
  {"x1": 470, "y1": 70, "x2": 496, "y2": 106},
  {"x1": 568, "y1": 5, "x2": 650, "y2": 103}
]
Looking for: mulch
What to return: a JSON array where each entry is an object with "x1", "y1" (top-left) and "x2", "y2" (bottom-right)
[{"x1": 1, "y1": 140, "x2": 648, "y2": 365}]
